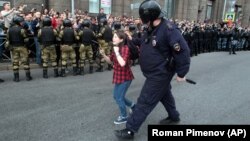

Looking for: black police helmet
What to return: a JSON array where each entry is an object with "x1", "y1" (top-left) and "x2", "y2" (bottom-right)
[
  {"x1": 13, "y1": 15, "x2": 24, "y2": 25},
  {"x1": 114, "y1": 21, "x2": 121, "y2": 30},
  {"x1": 43, "y1": 17, "x2": 52, "y2": 26},
  {"x1": 139, "y1": 0, "x2": 163, "y2": 24},
  {"x1": 63, "y1": 19, "x2": 72, "y2": 27},
  {"x1": 82, "y1": 19, "x2": 91, "y2": 28},
  {"x1": 100, "y1": 18, "x2": 107, "y2": 25},
  {"x1": 129, "y1": 24, "x2": 136, "y2": 31}
]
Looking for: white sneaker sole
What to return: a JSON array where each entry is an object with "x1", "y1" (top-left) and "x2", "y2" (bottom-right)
[{"x1": 114, "y1": 120, "x2": 127, "y2": 125}]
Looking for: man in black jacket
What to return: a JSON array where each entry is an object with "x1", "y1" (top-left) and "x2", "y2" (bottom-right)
[{"x1": 115, "y1": 0, "x2": 191, "y2": 139}]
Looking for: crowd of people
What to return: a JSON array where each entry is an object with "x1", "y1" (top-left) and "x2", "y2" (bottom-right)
[
  {"x1": 0, "y1": 3, "x2": 142, "y2": 82},
  {"x1": 0, "y1": 2, "x2": 249, "y2": 81},
  {"x1": 0, "y1": 0, "x2": 249, "y2": 139}
]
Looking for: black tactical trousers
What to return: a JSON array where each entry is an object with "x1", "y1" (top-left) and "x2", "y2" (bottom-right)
[{"x1": 126, "y1": 76, "x2": 179, "y2": 132}]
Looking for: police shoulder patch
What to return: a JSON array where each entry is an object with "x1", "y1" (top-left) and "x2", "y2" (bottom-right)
[{"x1": 173, "y1": 43, "x2": 181, "y2": 52}]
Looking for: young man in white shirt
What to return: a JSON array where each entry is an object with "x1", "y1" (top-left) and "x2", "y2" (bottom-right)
[{"x1": 1, "y1": 2, "x2": 20, "y2": 29}]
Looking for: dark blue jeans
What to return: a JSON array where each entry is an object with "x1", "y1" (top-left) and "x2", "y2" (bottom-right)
[
  {"x1": 34, "y1": 37, "x2": 41, "y2": 64},
  {"x1": 113, "y1": 80, "x2": 133, "y2": 118}
]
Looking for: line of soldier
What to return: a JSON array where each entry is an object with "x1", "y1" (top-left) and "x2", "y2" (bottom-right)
[
  {"x1": 3, "y1": 15, "x2": 250, "y2": 83},
  {"x1": 180, "y1": 23, "x2": 250, "y2": 56},
  {"x1": 4, "y1": 15, "x2": 140, "y2": 82}
]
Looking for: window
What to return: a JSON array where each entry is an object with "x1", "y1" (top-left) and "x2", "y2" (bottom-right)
[
  {"x1": 206, "y1": 5, "x2": 212, "y2": 20},
  {"x1": 206, "y1": 0, "x2": 213, "y2": 20},
  {"x1": 101, "y1": 0, "x2": 112, "y2": 14},
  {"x1": 164, "y1": 0, "x2": 174, "y2": 19},
  {"x1": 89, "y1": 0, "x2": 100, "y2": 13},
  {"x1": 89, "y1": 0, "x2": 112, "y2": 14}
]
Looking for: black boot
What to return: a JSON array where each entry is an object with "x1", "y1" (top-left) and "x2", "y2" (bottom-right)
[
  {"x1": 114, "y1": 128, "x2": 134, "y2": 139},
  {"x1": 54, "y1": 69, "x2": 59, "y2": 77},
  {"x1": 89, "y1": 66, "x2": 93, "y2": 74},
  {"x1": 13, "y1": 72, "x2": 19, "y2": 82},
  {"x1": 96, "y1": 66, "x2": 103, "y2": 72},
  {"x1": 61, "y1": 69, "x2": 66, "y2": 77},
  {"x1": 79, "y1": 67, "x2": 84, "y2": 75},
  {"x1": 26, "y1": 71, "x2": 32, "y2": 81},
  {"x1": 107, "y1": 64, "x2": 113, "y2": 71},
  {"x1": 0, "y1": 79, "x2": 4, "y2": 83},
  {"x1": 73, "y1": 67, "x2": 78, "y2": 76},
  {"x1": 43, "y1": 69, "x2": 48, "y2": 79}
]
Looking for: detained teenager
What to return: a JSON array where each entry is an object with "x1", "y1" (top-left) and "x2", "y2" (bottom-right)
[{"x1": 100, "y1": 30, "x2": 135, "y2": 125}]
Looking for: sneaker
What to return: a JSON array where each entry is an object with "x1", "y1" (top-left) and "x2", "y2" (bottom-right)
[
  {"x1": 159, "y1": 117, "x2": 180, "y2": 125},
  {"x1": 114, "y1": 116, "x2": 127, "y2": 125},
  {"x1": 114, "y1": 128, "x2": 134, "y2": 139}
]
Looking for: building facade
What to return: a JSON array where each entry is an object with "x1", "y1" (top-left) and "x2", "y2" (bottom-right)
[{"x1": 2, "y1": 0, "x2": 250, "y2": 27}]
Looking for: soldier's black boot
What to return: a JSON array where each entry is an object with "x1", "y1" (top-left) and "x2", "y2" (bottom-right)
[
  {"x1": 61, "y1": 69, "x2": 66, "y2": 77},
  {"x1": 96, "y1": 66, "x2": 103, "y2": 72},
  {"x1": 89, "y1": 66, "x2": 93, "y2": 74},
  {"x1": 79, "y1": 67, "x2": 84, "y2": 75},
  {"x1": 13, "y1": 72, "x2": 19, "y2": 82},
  {"x1": 107, "y1": 64, "x2": 112, "y2": 71},
  {"x1": 73, "y1": 67, "x2": 78, "y2": 76},
  {"x1": 43, "y1": 69, "x2": 48, "y2": 79},
  {"x1": 26, "y1": 71, "x2": 32, "y2": 81},
  {"x1": 54, "y1": 69, "x2": 59, "y2": 77}
]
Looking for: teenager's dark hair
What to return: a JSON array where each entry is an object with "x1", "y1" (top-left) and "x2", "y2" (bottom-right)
[{"x1": 114, "y1": 30, "x2": 128, "y2": 46}]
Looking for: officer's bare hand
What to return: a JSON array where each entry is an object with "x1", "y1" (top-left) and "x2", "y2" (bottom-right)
[{"x1": 176, "y1": 76, "x2": 186, "y2": 83}]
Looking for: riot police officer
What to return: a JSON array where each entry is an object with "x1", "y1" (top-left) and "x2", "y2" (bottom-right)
[
  {"x1": 115, "y1": 0, "x2": 190, "y2": 139},
  {"x1": 5, "y1": 15, "x2": 32, "y2": 82},
  {"x1": 38, "y1": 17, "x2": 59, "y2": 78},
  {"x1": 230, "y1": 27, "x2": 239, "y2": 55},
  {"x1": 78, "y1": 19, "x2": 96, "y2": 75},
  {"x1": 113, "y1": 21, "x2": 122, "y2": 32},
  {"x1": 59, "y1": 19, "x2": 79, "y2": 77},
  {"x1": 96, "y1": 18, "x2": 113, "y2": 72}
]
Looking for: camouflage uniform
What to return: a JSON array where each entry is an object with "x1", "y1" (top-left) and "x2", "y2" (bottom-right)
[
  {"x1": 38, "y1": 21, "x2": 59, "y2": 78},
  {"x1": 59, "y1": 19, "x2": 79, "y2": 76},
  {"x1": 5, "y1": 16, "x2": 32, "y2": 82},
  {"x1": 78, "y1": 21, "x2": 96, "y2": 74},
  {"x1": 97, "y1": 18, "x2": 113, "y2": 71}
]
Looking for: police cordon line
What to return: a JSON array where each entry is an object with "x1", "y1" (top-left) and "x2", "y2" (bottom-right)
[
  {"x1": 0, "y1": 14, "x2": 199, "y2": 84},
  {"x1": 1, "y1": 0, "x2": 250, "y2": 83}
]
